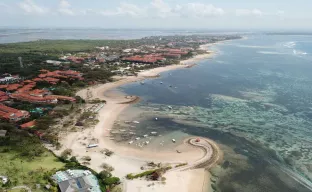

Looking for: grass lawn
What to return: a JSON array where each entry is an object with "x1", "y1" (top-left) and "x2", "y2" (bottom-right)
[{"x1": 0, "y1": 148, "x2": 64, "y2": 191}]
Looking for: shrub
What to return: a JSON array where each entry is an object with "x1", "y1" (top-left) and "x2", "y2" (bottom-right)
[
  {"x1": 104, "y1": 177, "x2": 120, "y2": 186},
  {"x1": 60, "y1": 149, "x2": 72, "y2": 159},
  {"x1": 81, "y1": 156, "x2": 91, "y2": 161},
  {"x1": 101, "y1": 163, "x2": 114, "y2": 172}
]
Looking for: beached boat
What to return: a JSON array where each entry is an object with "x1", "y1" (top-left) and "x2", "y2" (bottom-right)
[
  {"x1": 87, "y1": 144, "x2": 98, "y2": 148},
  {"x1": 145, "y1": 141, "x2": 150, "y2": 145},
  {"x1": 135, "y1": 137, "x2": 141, "y2": 140},
  {"x1": 151, "y1": 132, "x2": 157, "y2": 135},
  {"x1": 128, "y1": 141, "x2": 133, "y2": 144}
]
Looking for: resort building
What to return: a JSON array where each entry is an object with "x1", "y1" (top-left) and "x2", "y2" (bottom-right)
[
  {"x1": 37, "y1": 70, "x2": 84, "y2": 82},
  {"x1": 0, "y1": 91, "x2": 9, "y2": 102},
  {"x1": 52, "y1": 169, "x2": 101, "y2": 192},
  {"x1": 0, "y1": 74, "x2": 20, "y2": 83},
  {"x1": 10, "y1": 93, "x2": 58, "y2": 104},
  {"x1": 122, "y1": 54, "x2": 166, "y2": 64},
  {"x1": 20, "y1": 120, "x2": 36, "y2": 129},
  {"x1": 0, "y1": 104, "x2": 30, "y2": 122}
]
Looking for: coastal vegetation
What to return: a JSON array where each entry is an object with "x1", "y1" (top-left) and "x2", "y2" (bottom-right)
[
  {"x1": 0, "y1": 122, "x2": 65, "y2": 191},
  {"x1": 126, "y1": 166, "x2": 172, "y2": 180}
]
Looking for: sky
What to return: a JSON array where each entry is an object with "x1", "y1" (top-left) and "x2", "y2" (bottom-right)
[{"x1": 1, "y1": 0, "x2": 312, "y2": 30}]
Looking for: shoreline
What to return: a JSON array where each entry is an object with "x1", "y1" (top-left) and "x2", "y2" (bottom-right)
[{"x1": 54, "y1": 43, "x2": 219, "y2": 192}]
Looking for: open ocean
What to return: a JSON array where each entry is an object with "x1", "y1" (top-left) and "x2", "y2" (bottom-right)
[{"x1": 117, "y1": 35, "x2": 312, "y2": 191}]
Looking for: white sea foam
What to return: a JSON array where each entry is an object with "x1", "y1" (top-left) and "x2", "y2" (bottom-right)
[
  {"x1": 258, "y1": 51, "x2": 287, "y2": 55},
  {"x1": 283, "y1": 41, "x2": 296, "y2": 48},
  {"x1": 293, "y1": 49, "x2": 308, "y2": 55},
  {"x1": 234, "y1": 44, "x2": 275, "y2": 49}
]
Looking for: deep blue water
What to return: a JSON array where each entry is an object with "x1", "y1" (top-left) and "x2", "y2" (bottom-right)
[{"x1": 119, "y1": 35, "x2": 312, "y2": 191}]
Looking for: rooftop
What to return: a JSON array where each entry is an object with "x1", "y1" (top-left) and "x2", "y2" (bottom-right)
[{"x1": 52, "y1": 170, "x2": 101, "y2": 192}]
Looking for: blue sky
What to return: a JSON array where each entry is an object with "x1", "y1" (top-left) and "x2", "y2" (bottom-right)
[{"x1": 1, "y1": 0, "x2": 312, "y2": 30}]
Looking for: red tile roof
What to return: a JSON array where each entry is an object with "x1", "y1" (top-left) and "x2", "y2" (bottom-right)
[
  {"x1": 0, "y1": 91, "x2": 8, "y2": 102},
  {"x1": 0, "y1": 104, "x2": 30, "y2": 122},
  {"x1": 6, "y1": 84, "x2": 21, "y2": 91},
  {"x1": 122, "y1": 54, "x2": 165, "y2": 63},
  {"x1": 10, "y1": 93, "x2": 58, "y2": 104},
  {"x1": 0, "y1": 85, "x2": 8, "y2": 89},
  {"x1": 20, "y1": 120, "x2": 36, "y2": 129},
  {"x1": 46, "y1": 95, "x2": 76, "y2": 102}
]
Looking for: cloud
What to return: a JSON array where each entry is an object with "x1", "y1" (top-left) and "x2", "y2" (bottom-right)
[
  {"x1": 100, "y1": 3, "x2": 146, "y2": 17},
  {"x1": 18, "y1": 0, "x2": 47, "y2": 14},
  {"x1": 175, "y1": 3, "x2": 225, "y2": 18},
  {"x1": 151, "y1": 0, "x2": 173, "y2": 18},
  {"x1": 236, "y1": 9, "x2": 263, "y2": 17},
  {"x1": 58, "y1": 0, "x2": 75, "y2": 16}
]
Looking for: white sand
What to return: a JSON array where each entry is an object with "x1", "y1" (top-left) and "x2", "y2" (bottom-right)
[{"x1": 53, "y1": 45, "x2": 217, "y2": 192}]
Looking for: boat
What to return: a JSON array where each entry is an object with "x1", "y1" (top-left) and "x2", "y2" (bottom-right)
[
  {"x1": 168, "y1": 106, "x2": 173, "y2": 110},
  {"x1": 145, "y1": 141, "x2": 150, "y2": 145},
  {"x1": 160, "y1": 82, "x2": 163, "y2": 84},
  {"x1": 133, "y1": 121, "x2": 140, "y2": 124},
  {"x1": 169, "y1": 85, "x2": 172, "y2": 87},
  {"x1": 140, "y1": 81, "x2": 145, "y2": 85},
  {"x1": 151, "y1": 132, "x2": 157, "y2": 135},
  {"x1": 155, "y1": 117, "x2": 158, "y2": 121},
  {"x1": 172, "y1": 139, "x2": 176, "y2": 143},
  {"x1": 176, "y1": 150, "x2": 181, "y2": 153},
  {"x1": 143, "y1": 134, "x2": 148, "y2": 138},
  {"x1": 128, "y1": 141, "x2": 133, "y2": 144},
  {"x1": 87, "y1": 144, "x2": 98, "y2": 148},
  {"x1": 135, "y1": 137, "x2": 141, "y2": 140}
]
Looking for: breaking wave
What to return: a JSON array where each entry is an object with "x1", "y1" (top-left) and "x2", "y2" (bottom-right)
[
  {"x1": 258, "y1": 51, "x2": 287, "y2": 55},
  {"x1": 284, "y1": 41, "x2": 296, "y2": 48}
]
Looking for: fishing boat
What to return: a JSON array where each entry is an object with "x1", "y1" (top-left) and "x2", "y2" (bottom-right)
[{"x1": 172, "y1": 139, "x2": 176, "y2": 143}]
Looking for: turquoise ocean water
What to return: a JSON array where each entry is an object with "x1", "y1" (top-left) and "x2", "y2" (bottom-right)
[{"x1": 118, "y1": 35, "x2": 312, "y2": 192}]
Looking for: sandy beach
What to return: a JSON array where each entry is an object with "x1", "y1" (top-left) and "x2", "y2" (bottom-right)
[{"x1": 53, "y1": 44, "x2": 220, "y2": 192}]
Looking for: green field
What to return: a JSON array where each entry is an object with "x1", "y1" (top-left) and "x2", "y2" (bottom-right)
[
  {"x1": 0, "y1": 123, "x2": 65, "y2": 191},
  {"x1": 0, "y1": 39, "x2": 138, "y2": 54}
]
